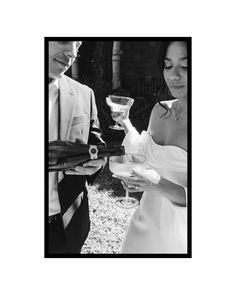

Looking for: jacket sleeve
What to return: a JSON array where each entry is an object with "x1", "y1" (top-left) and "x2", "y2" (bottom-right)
[
  {"x1": 87, "y1": 89, "x2": 105, "y2": 146},
  {"x1": 87, "y1": 89, "x2": 106, "y2": 184}
]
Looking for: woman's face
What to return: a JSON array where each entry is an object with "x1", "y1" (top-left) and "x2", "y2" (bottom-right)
[{"x1": 163, "y1": 42, "x2": 188, "y2": 99}]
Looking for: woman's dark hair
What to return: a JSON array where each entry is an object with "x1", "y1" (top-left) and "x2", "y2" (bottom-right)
[{"x1": 155, "y1": 41, "x2": 187, "y2": 118}]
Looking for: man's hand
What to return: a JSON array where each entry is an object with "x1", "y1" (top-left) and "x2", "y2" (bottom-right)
[{"x1": 65, "y1": 158, "x2": 107, "y2": 176}]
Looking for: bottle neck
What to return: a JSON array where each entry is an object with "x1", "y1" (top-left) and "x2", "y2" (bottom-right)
[{"x1": 98, "y1": 144, "x2": 125, "y2": 157}]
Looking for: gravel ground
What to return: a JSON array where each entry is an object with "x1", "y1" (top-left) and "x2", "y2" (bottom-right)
[{"x1": 81, "y1": 164, "x2": 142, "y2": 254}]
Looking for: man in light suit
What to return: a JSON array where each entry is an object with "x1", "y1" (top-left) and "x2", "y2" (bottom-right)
[{"x1": 48, "y1": 41, "x2": 106, "y2": 255}]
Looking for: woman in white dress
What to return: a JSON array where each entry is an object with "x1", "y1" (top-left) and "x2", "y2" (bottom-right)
[{"x1": 110, "y1": 41, "x2": 188, "y2": 253}]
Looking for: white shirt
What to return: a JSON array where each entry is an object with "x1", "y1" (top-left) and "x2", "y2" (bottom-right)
[{"x1": 49, "y1": 79, "x2": 61, "y2": 216}]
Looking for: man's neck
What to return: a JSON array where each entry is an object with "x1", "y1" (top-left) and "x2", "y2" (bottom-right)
[
  {"x1": 49, "y1": 74, "x2": 61, "y2": 84},
  {"x1": 49, "y1": 78, "x2": 59, "y2": 91}
]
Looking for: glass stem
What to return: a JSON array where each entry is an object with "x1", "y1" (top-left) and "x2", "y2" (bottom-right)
[{"x1": 125, "y1": 189, "x2": 129, "y2": 203}]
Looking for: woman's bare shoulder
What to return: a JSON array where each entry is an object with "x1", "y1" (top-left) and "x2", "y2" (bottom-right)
[
  {"x1": 159, "y1": 99, "x2": 177, "y2": 109},
  {"x1": 151, "y1": 99, "x2": 177, "y2": 117}
]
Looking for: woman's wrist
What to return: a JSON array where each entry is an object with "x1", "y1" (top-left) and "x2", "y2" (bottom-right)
[
  {"x1": 120, "y1": 118, "x2": 134, "y2": 134},
  {"x1": 150, "y1": 177, "x2": 162, "y2": 191},
  {"x1": 142, "y1": 169, "x2": 162, "y2": 191}
]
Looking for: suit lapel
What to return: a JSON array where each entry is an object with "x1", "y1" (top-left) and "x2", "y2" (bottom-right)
[{"x1": 59, "y1": 76, "x2": 76, "y2": 140}]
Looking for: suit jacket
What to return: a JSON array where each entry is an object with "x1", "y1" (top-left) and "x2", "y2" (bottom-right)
[{"x1": 56, "y1": 74, "x2": 105, "y2": 253}]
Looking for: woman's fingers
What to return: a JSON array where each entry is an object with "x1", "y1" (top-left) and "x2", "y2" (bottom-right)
[
  {"x1": 112, "y1": 174, "x2": 145, "y2": 185},
  {"x1": 121, "y1": 181, "x2": 141, "y2": 192},
  {"x1": 130, "y1": 169, "x2": 144, "y2": 179}
]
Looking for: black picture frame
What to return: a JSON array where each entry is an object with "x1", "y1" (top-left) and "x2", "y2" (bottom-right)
[{"x1": 45, "y1": 37, "x2": 192, "y2": 258}]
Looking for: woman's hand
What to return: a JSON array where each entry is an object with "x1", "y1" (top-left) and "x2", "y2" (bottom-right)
[
  {"x1": 108, "y1": 98, "x2": 134, "y2": 126},
  {"x1": 113, "y1": 167, "x2": 161, "y2": 192}
]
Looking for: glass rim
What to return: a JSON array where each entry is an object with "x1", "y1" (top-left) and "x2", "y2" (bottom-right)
[
  {"x1": 107, "y1": 94, "x2": 133, "y2": 100},
  {"x1": 109, "y1": 153, "x2": 146, "y2": 164}
]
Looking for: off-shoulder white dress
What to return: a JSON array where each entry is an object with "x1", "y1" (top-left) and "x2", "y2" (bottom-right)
[{"x1": 121, "y1": 129, "x2": 187, "y2": 254}]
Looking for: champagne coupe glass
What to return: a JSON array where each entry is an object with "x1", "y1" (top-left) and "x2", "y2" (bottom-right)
[
  {"x1": 106, "y1": 95, "x2": 133, "y2": 130},
  {"x1": 109, "y1": 153, "x2": 146, "y2": 209}
]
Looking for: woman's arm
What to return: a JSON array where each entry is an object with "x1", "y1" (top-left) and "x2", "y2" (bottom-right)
[
  {"x1": 119, "y1": 118, "x2": 135, "y2": 134},
  {"x1": 114, "y1": 168, "x2": 187, "y2": 207},
  {"x1": 154, "y1": 176, "x2": 187, "y2": 206}
]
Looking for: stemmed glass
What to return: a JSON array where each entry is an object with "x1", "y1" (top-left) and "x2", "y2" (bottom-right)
[
  {"x1": 109, "y1": 153, "x2": 146, "y2": 209},
  {"x1": 106, "y1": 95, "x2": 134, "y2": 130}
]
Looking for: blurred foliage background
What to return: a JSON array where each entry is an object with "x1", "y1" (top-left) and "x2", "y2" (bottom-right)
[{"x1": 65, "y1": 40, "x2": 166, "y2": 143}]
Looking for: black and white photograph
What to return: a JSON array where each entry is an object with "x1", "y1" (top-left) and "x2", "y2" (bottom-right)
[
  {"x1": 46, "y1": 38, "x2": 191, "y2": 257},
  {"x1": 2, "y1": 1, "x2": 236, "y2": 294}
]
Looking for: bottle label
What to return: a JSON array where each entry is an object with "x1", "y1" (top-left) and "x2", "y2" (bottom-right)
[{"x1": 89, "y1": 145, "x2": 98, "y2": 160}]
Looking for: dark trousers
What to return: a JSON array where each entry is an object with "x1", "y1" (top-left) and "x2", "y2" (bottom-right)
[
  {"x1": 48, "y1": 214, "x2": 69, "y2": 254},
  {"x1": 48, "y1": 194, "x2": 90, "y2": 255}
]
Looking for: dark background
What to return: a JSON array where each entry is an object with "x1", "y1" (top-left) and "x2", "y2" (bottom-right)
[{"x1": 65, "y1": 40, "x2": 165, "y2": 142}]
